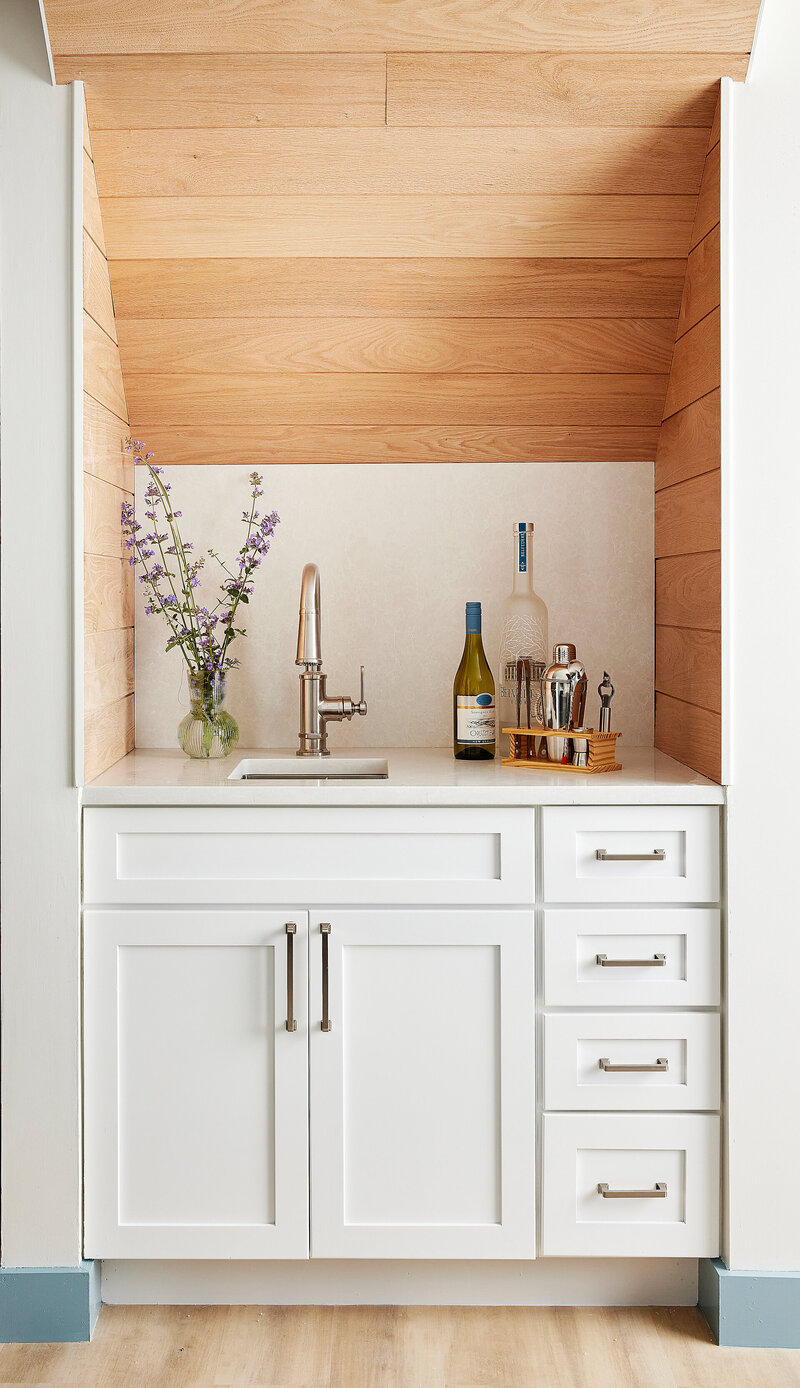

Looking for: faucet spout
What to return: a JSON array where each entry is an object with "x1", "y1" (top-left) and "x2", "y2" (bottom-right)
[
  {"x1": 296, "y1": 563, "x2": 322, "y2": 667},
  {"x1": 295, "y1": 562, "x2": 368, "y2": 756}
]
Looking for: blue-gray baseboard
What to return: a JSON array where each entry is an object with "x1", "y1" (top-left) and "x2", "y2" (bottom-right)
[
  {"x1": 0, "y1": 1263, "x2": 100, "y2": 1343},
  {"x1": 699, "y1": 1257, "x2": 800, "y2": 1348}
]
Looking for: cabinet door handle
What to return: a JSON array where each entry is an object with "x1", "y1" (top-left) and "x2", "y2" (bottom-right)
[
  {"x1": 597, "y1": 1182, "x2": 667, "y2": 1199},
  {"x1": 320, "y1": 922, "x2": 332, "y2": 1032},
  {"x1": 599, "y1": 1056, "x2": 669, "y2": 1073},
  {"x1": 596, "y1": 953, "x2": 667, "y2": 968},
  {"x1": 285, "y1": 923, "x2": 297, "y2": 1032},
  {"x1": 595, "y1": 848, "x2": 666, "y2": 862}
]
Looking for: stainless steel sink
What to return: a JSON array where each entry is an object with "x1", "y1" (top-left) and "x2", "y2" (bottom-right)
[{"x1": 228, "y1": 756, "x2": 389, "y2": 781}]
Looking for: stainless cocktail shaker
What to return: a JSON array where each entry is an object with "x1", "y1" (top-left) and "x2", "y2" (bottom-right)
[{"x1": 543, "y1": 643, "x2": 587, "y2": 763}]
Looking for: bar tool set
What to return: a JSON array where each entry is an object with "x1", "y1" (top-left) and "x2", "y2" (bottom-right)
[{"x1": 502, "y1": 643, "x2": 621, "y2": 774}]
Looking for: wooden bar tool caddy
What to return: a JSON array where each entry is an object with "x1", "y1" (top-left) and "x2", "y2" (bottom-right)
[
  {"x1": 501, "y1": 724, "x2": 622, "y2": 774},
  {"x1": 502, "y1": 657, "x2": 622, "y2": 773}
]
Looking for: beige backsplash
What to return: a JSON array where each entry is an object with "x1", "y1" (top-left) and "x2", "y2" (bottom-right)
[{"x1": 134, "y1": 462, "x2": 654, "y2": 750}]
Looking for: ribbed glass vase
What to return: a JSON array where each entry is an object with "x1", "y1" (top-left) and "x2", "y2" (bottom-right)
[{"x1": 178, "y1": 670, "x2": 239, "y2": 759}]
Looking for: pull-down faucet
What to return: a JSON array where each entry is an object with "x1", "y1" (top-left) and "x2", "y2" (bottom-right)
[{"x1": 296, "y1": 563, "x2": 367, "y2": 756}]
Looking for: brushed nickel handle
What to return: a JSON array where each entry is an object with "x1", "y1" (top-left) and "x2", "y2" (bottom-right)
[
  {"x1": 596, "y1": 848, "x2": 666, "y2": 862},
  {"x1": 320, "y1": 922, "x2": 331, "y2": 1032},
  {"x1": 599, "y1": 1056, "x2": 669, "y2": 1073},
  {"x1": 597, "y1": 1182, "x2": 667, "y2": 1199},
  {"x1": 596, "y1": 953, "x2": 667, "y2": 968},
  {"x1": 285, "y1": 923, "x2": 297, "y2": 1032}
]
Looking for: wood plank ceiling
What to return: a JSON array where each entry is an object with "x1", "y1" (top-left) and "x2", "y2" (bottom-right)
[{"x1": 46, "y1": 1, "x2": 760, "y2": 466}]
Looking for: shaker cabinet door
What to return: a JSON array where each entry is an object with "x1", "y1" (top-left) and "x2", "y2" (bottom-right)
[
  {"x1": 309, "y1": 909, "x2": 536, "y2": 1259},
  {"x1": 83, "y1": 910, "x2": 309, "y2": 1259}
]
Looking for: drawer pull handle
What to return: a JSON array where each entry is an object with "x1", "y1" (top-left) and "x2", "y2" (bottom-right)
[
  {"x1": 285, "y1": 923, "x2": 297, "y2": 1033},
  {"x1": 596, "y1": 953, "x2": 667, "y2": 968},
  {"x1": 596, "y1": 848, "x2": 666, "y2": 862},
  {"x1": 597, "y1": 1182, "x2": 668, "y2": 1199},
  {"x1": 320, "y1": 922, "x2": 332, "y2": 1033},
  {"x1": 599, "y1": 1056, "x2": 669, "y2": 1073}
]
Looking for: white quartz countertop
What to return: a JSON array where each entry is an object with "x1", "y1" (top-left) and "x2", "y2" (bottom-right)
[{"x1": 82, "y1": 745, "x2": 724, "y2": 806}]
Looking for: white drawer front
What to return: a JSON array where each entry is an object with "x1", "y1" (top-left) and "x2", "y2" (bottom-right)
[
  {"x1": 542, "y1": 1113, "x2": 719, "y2": 1257},
  {"x1": 542, "y1": 806, "x2": 719, "y2": 903},
  {"x1": 544, "y1": 1013, "x2": 720, "y2": 1111},
  {"x1": 543, "y1": 909, "x2": 720, "y2": 1006},
  {"x1": 83, "y1": 807, "x2": 535, "y2": 905}
]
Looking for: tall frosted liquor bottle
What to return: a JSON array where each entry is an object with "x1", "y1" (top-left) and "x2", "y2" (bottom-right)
[
  {"x1": 453, "y1": 602, "x2": 496, "y2": 760},
  {"x1": 497, "y1": 522, "x2": 549, "y2": 742}
]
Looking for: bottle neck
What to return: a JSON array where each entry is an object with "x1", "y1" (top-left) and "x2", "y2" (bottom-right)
[{"x1": 512, "y1": 530, "x2": 535, "y2": 595}]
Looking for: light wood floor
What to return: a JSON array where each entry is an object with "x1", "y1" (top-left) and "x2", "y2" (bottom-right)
[{"x1": 1, "y1": 1305, "x2": 799, "y2": 1388}]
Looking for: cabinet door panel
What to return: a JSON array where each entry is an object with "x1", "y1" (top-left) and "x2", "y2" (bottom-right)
[
  {"x1": 309, "y1": 910, "x2": 535, "y2": 1258},
  {"x1": 84, "y1": 910, "x2": 309, "y2": 1258}
]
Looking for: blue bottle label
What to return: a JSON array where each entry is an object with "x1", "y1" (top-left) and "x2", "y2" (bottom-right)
[{"x1": 518, "y1": 531, "x2": 527, "y2": 573}]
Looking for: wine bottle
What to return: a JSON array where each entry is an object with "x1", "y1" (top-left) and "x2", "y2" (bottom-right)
[
  {"x1": 453, "y1": 602, "x2": 496, "y2": 760},
  {"x1": 497, "y1": 522, "x2": 549, "y2": 745}
]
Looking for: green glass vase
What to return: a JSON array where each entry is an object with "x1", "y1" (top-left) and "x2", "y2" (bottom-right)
[{"x1": 178, "y1": 670, "x2": 239, "y2": 760}]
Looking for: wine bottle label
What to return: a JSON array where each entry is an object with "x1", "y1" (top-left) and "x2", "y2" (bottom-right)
[{"x1": 457, "y1": 694, "x2": 496, "y2": 744}]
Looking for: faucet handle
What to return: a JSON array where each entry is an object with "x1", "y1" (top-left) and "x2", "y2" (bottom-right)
[{"x1": 353, "y1": 664, "x2": 367, "y2": 717}]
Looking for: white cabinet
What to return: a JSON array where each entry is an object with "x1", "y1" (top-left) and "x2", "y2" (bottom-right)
[
  {"x1": 83, "y1": 910, "x2": 310, "y2": 1259},
  {"x1": 542, "y1": 1114, "x2": 720, "y2": 1258},
  {"x1": 82, "y1": 801, "x2": 721, "y2": 1267},
  {"x1": 83, "y1": 898, "x2": 536, "y2": 1262},
  {"x1": 544, "y1": 1013, "x2": 720, "y2": 1111},
  {"x1": 83, "y1": 807, "x2": 535, "y2": 907},
  {"x1": 543, "y1": 908, "x2": 720, "y2": 1007},
  {"x1": 308, "y1": 910, "x2": 536, "y2": 1259},
  {"x1": 542, "y1": 806, "x2": 720, "y2": 903}
]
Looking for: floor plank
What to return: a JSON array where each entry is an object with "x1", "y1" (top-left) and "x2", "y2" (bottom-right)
[{"x1": 2, "y1": 1305, "x2": 800, "y2": 1387}]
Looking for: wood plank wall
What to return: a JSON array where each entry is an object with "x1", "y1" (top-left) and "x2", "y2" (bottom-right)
[
  {"x1": 654, "y1": 97, "x2": 721, "y2": 781},
  {"x1": 52, "y1": 38, "x2": 754, "y2": 468},
  {"x1": 82, "y1": 96, "x2": 135, "y2": 780}
]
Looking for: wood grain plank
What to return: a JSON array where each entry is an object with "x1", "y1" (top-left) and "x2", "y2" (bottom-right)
[
  {"x1": 100, "y1": 194, "x2": 696, "y2": 261},
  {"x1": 655, "y1": 552, "x2": 720, "y2": 630},
  {"x1": 662, "y1": 307, "x2": 719, "y2": 419},
  {"x1": 655, "y1": 389, "x2": 720, "y2": 489},
  {"x1": 387, "y1": 54, "x2": 742, "y2": 127},
  {"x1": 43, "y1": 0, "x2": 763, "y2": 55},
  {"x1": 84, "y1": 310, "x2": 128, "y2": 421},
  {"x1": 123, "y1": 371, "x2": 667, "y2": 427},
  {"x1": 655, "y1": 469, "x2": 720, "y2": 557},
  {"x1": 83, "y1": 394, "x2": 134, "y2": 490},
  {"x1": 83, "y1": 231, "x2": 117, "y2": 342},
  {"x1": 85, "y1": 628, "x2": 134, "y2": 712},
  {"x1": 676, "y1": 223, "x2": 720, "y2": 338},
  {"x1": 82, "y1": 148, "x2": 105, "y2": 254},
  {"x1": 84, "y1": 473, "x2": 130, "y2": 560},
  {"x1": 655, "y1": 691, "x2": 721, "y2": 782},
  {"x1": 116, "y1": 317, "x2": 676, "y2": 375},
  {"x1": 110, "y1": 258, "x2": 687, "y2": 320},
  {"x1": 139, "y1": 423, "x2": 660, "y2": 465},
  {"x1": 691, "y1": 141, "x2": 720, "y2": 248},
  {"x1": 84, "y1": 554, "x2": 134, "y2": 633},
  {"x1": 91, "y1": 127, "x2": 710, "y2": 197},
  {"x1": 55, "y1": 54, "x2": 387, "y2": 127},
  {"x1": 655, "y1": 625, "x2": 721, "y2": 712},
  {"x1": 84, "y1": 693, "x2": 134, "y2": 782}
]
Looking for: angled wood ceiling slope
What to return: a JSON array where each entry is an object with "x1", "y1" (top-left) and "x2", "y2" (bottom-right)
[{"x1": 46, "y1": 0, "x2": 760, "y2": 465}]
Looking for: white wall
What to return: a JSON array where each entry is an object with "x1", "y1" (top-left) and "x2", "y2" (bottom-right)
[
  {"x1": 724, "y1": 0, "x2": 800, "y2": 1271},
  {"x1": 0, "y1": 3, "x2": 83, "y2": 1264},
  {"x1": 134, "y1": 462, "x2": 654, "y2": 752}
]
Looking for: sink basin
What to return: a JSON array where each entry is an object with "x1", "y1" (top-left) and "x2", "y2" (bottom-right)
[{"x1": 229, "y1": 756, "x2": 389, "y2": 781}]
